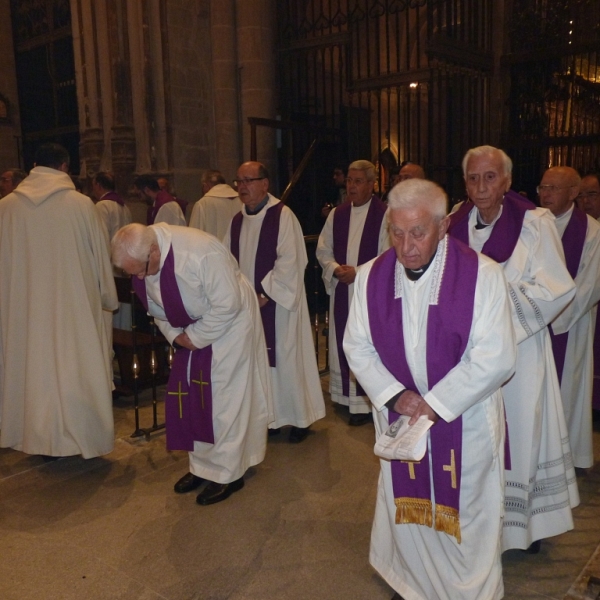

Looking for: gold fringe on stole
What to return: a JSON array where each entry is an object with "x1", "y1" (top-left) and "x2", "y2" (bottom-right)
[
  {"x1": 394, "y1": 497, "x2": 433, "y2": 528},
  {"x1": 434, "y1": 503, "x2": 461, "y2": 544}
]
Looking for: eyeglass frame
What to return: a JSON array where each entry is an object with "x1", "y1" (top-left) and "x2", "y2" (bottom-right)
[
  {"x1": 232, "y1": 177, "x2": 266, "y2": 187},
  {"x1": 576, "y1": 191, "x2": 599, "y2": 199},
  {"x1": 536, "y1": 184, "x2": 578, "y2": 194}
]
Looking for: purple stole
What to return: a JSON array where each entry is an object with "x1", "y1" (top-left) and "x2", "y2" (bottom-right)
[
  {"x1": 147, "y1": 190, "x2": 178, "y2": 225},
  {"x1": 549, "y1": 207, "x2": 587, "y2": 382},
  {"x1": 230, "y1": 201, "x2": 284, "y2": 367},
  {"x1": 101, "y1": 191, "x2": 125, "y2": 206},
  {"x1": 448, "y1": 190, "x2": 535, "y2": 263},
  {"x1": 132, "y1": 246, "x2": 214, "y2": 451},
  {"x1": 366, "y1": 238, "x2": 478, "y2": 543},
  {"x1": 333, "y1": 196, "x2": 387, "y2": 396}
]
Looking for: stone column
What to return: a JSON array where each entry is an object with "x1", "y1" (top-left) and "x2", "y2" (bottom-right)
[
  {"x1": 235, "y1": 0, "x2": 278, "y2": 174},
  {"x1": 126, "y1": 0, "x2": 152, "y2": 173},
  {"x1": 210, "y1": 0, "x2": 242, "y2": 180}
]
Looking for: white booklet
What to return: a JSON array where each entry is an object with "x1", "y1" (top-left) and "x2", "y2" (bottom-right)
[{"x1": 374, "y1": 414, "x2": 433, "y2": 462}]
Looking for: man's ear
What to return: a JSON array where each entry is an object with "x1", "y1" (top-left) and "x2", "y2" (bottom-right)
[
  {"x1": 438, "y1": 215, "x2": 450, "y2": 240},
  {"x1": 59, "y1": 162, "x2": 69, "y2": 174}
]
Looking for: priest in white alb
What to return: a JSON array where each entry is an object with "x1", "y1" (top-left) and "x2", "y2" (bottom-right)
[
  {"x1": 316, "y1": 159, "x2": 389, "y2": 426},
  {"x1": 224, "y1": 161, "x2": 325, "y2": 444},
  {"x1": 539, "y1": 166, "x2": 600, "y2": 469},
  {"x1": 189, "y1": 169, "x2": 242, "y2": 240},
  {"x1": 344, "y1": 179, "x2": 516, "y2": 600},
  {"x1": 112, "y1": 223, "x2": 272, "y2": 505},
  {"x1": 447, "y1": 145, "x2": 578, "y2": 553},
  {"x1": 0, "y1": 143, "x2": 117, "y2": 458}
]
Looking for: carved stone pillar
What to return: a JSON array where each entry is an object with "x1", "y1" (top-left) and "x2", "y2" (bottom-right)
[{"x1": 235, "y1": 0, "x2": 277, "y2": 174}]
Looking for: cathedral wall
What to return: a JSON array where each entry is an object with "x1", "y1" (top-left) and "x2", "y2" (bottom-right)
[{"x1": 0, "y1": 3, "x2": 22, "y2": 172}]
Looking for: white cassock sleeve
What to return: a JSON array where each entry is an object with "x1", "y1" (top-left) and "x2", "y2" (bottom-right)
[
  {"x1": 260, "y1": 207, "x2": 308, "y2": 312},
  {"x1": 344, "y1": 256, "x2": 517, "y2": 421},
  {"x1": 150, "y1": 249, "x2": 242, "y2": 349},
  {"x1": 89, "y1": 204, "x2": 118, "y2": 312},
  {"x1": 188, "y1": 198, "x2": 205, "y2": 231},
  {"x1": 552, "y1": 215, "x2": 600, "y2": 334},
  {"x1": 316, "y1": 208, "x2": 339, "y2": 295},
  {"x1": 504, "y1": 210, "x2": 575, "y2": 344}
]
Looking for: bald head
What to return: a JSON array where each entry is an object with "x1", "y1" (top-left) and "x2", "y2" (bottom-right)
[
  {"x1": 538, "y1": 166, "x2": 580, "y2": 217},
  {"x1": 399, "y1": 163, "x2": 425, "y2": 182}
]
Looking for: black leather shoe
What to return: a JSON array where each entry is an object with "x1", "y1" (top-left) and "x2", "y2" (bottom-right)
[
  {"x1": 349, "y1": 413, "x2": 373, "y2": 426},
  {"x1": 174, "y1": 472, "x2": 205, "y2": 494},
  {"x1": 289, "y1": 426, "x2": 310, "y2": 443},
  {"x1": 522, "y1": 539, "x2": 542, "y2": 554},
  {"x1": 268, "y1": 428, "x2": 281, "y2": 437},
  {"x1": 196, "y1": 478, "x2": 244, "y2": 505}
]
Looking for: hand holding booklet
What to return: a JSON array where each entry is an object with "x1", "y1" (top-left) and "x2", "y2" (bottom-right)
[{"x1": 374, "y1": 414, "x2": 434, "y2": 461}]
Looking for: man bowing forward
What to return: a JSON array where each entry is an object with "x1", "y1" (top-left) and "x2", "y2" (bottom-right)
[{"x1": 112, "y1": 223, "x2": 272, "y2": 505}]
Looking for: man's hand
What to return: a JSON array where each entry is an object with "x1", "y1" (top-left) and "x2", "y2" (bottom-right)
[
  {"x1": 174, "y1": 331, "x2": 197, "y2": 351},
  {"x1": 257, "y1": 293, "x2": 269, "y2": 308},
  {"x1": 394, "y1": 390, "x2": 439, "y2": 426},
  {"x1": 321, "y1": 204, "x2": 333, "y2": 218},
  {"x1": 334, "y1": 265, "x2": 357, "y2": 284}
]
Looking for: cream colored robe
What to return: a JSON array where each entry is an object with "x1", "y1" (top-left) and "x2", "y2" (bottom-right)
[{"x1": 0, "y1": 167, "x2": 117, "y2": 458}]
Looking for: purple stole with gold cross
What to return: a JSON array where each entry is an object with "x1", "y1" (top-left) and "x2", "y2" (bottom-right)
[
  {"x1": 333, "y1": 195, "x2": 387, "y2": 396},
  {"x1": 366, "y1": 238, "x2": 478, "y2": 543},
  {"x1": 549, "y1": 207, "x2": 587, "y2": 382},
  {"x1": 230, "y1": 201, "x2": 284, "y2": 367},
  {"x1": 132, "y1": 246, "x2": 214, "y2": 450}
]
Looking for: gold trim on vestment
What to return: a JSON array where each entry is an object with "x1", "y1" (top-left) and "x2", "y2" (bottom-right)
[
  {"x1": 434, "y1": 503, "x2": 461, "y2": 544},
  {"x1": 395, "y1": 497, "x2": 433, "y2": 528}
]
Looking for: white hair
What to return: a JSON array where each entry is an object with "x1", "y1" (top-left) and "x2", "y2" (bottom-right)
[
  {"x1": 348, "y1": 160, "x2": 377, "y2": 182},
  {"x1": 111, "y1": 223, "x2": 157, "y2": 268},
  {"x1": 462, "y1": 145, "x2": 513, "y2": 177},
  {"x1": 387, "y1": 178, "x2": 448, "y2": 221}
]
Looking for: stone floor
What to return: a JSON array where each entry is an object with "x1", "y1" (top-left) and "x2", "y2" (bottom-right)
[{"x1": 1, "y1": 376, "x2": 600, "y2": 600}]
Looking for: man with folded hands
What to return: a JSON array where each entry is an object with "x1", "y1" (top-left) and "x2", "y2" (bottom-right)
[{"x1": 344, "y1": 179, "x2": 516, "y2": 600}]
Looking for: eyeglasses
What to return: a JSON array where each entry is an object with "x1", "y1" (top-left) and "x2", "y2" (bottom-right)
[
  {"x1": 133, "y1": 254, "x2": 150, "y2": 279},
  {"x1": 536, "y1": 184, "x2": 577, "y2": 194},
  {"x1": 345, "y1": 177, "x2": 367, "y2": 185},
  {"x1": 232, "y1": 177, "x2": 265, "y2": 187},
  {"x1": 577, "y1": 191, "x2": 599, "y2": 199}
]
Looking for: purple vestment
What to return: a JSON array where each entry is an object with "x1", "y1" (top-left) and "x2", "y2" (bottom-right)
[
  {"x1": 230, "y1": 201, "x2": 284, "y2": 367},
  {"x1": 101, "y1": 190, "x2": 125, "y2": 206},
  {"x1": 333, "y1": 196, "x2": 387, "y2": 396},
  {"x1": 549, "y1": 207, "x2": 587, "y2": 382},
  {"x1": 448, "y1": 190, "x2": 535, "y2": 263},
  {"x1": 132, "y1": 246, "x2": 214, "y2": 450},
  {"x1": 366, "y1": 238, "x2": 478, "y2": 543}
]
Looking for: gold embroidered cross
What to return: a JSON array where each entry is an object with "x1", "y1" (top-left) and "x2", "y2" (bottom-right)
[
  {"x1": 401, "y1": 460, "x2": 419, "y2": 479},
  {"x1": 443, "y1": 449, "x2": 457, "y2": 489},
  {"x1": 192, "y1": 370, "x2": 209, "y2": 409},
  {"x1": 168, "y1": 381, "x2": 188, "y2": 418}
]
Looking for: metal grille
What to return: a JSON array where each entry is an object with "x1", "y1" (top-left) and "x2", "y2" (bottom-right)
[
  {"x1": 506, "y1": 0, "x2": 600, "y2": 194},
  {"x1": 277, "y1": 0, "x2": 494, "y2": 203}
]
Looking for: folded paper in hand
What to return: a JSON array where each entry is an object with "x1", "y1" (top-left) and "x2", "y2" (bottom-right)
[{"x1": 374, "y1": 414, "x2": 433, "y2": 461}]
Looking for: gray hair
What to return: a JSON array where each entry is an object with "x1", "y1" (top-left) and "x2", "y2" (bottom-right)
[
  {"x1": 348, "y1": 160, "x2": 377, "y2": 182},
  {"x1": 387, "y1": 179, "x2": 448, "y2": 221},
  {"x1": 111, "y1": 223, "x2": 157, "y2": 268},
  {"x1": 462, "y1": 145, "x2": 513, "y2": 178}
]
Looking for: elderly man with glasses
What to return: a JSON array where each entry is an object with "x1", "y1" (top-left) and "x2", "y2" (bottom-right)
[
  {"x1": 539, "y1": 167, "x2": 600, "y2": 472},
  {"x1": 112, "y1": 222, "x2": 272, "y2": 505},
  {"x1": 223, "y1": 161, "x2": 325, "y2": 444},
  {"x1": 447, "y1": 146, "x2": 578, "y2": 554}
]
